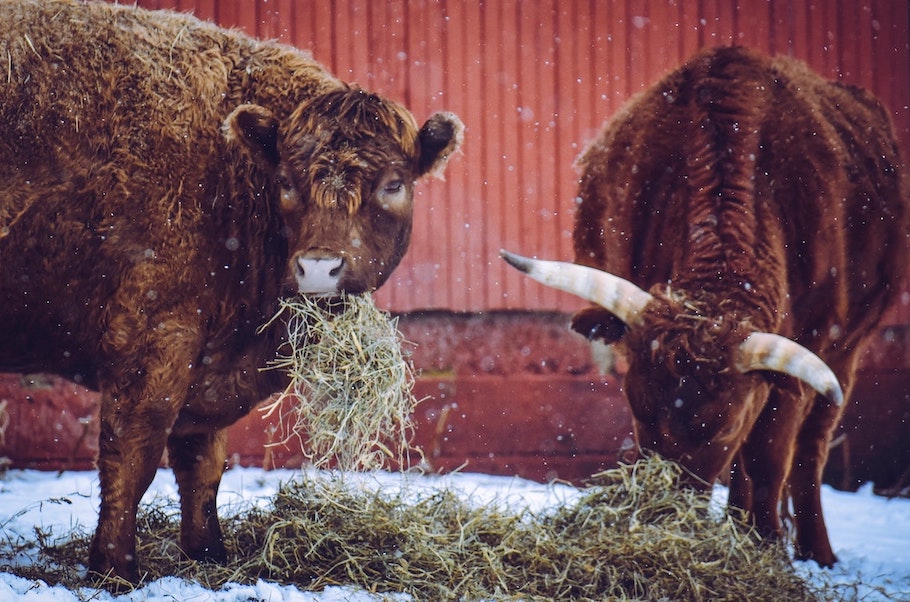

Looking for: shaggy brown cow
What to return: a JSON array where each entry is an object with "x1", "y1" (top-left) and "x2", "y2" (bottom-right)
[
  {"x1": 0, "y1": 0, "x2": 462, "y2": 582},
  {"x1": 503, "y1": 46, "x2": 908, "y2": 567}
]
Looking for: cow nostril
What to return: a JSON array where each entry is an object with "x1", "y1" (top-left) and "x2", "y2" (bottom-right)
[{"x1": 329, "y1": 261, "x2": 344, "y2": 277}]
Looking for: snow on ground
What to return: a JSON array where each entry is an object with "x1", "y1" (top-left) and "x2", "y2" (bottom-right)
[{"x1": 1, "y1": 466, "x2": 909, "y2": 601}]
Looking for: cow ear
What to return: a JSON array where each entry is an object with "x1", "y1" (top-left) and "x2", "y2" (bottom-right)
[
  {"x1": 222, "y1": 104, "x2": 280, "y2": 165},
  {"x1": 416, "y1": 111, "x2": 464, "y2": 179}
]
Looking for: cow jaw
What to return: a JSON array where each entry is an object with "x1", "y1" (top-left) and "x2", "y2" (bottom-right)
[{"x1": 626, "y1": 381, "x2": 766, "y2": 494}]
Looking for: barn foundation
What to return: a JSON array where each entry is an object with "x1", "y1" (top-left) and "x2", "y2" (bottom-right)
[{"x1": 1, "y1": 313, "x2": 907, "y2": 490}]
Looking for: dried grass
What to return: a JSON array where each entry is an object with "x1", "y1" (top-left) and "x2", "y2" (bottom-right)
[
  {"x1": 3, "y1": 455, "x2": 865, "y2": 601},
  {"x1": 258, "y1": 293, "x2": 422, "y2": 471}
]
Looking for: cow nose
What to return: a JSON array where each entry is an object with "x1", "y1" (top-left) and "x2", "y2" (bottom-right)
[{"x1": 295, "y1": 255, "x2": 345, "y2": 294}]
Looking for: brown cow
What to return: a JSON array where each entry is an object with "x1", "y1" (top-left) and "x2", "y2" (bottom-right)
[
  {"x1": 0, "y1": 0, "x2": 462, "y2": 582},
  {"x1": 503, "y1": 46, "x2": 908, "y2": 567}
]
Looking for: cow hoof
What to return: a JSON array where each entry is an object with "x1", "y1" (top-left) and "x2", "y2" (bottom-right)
[
  {"x1": 796, "y1": 549, "x2": 838, "y2": 569},
  {"x1": 88, "y1": 538, "x2": 141, "y2": 588},
  {"x1": 184, "y1": 541, "x2": 228, "y2": 565}
]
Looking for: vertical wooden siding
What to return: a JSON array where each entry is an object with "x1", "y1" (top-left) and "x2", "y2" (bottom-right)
[{"x1": 130, "y1": 0, "x2": 910, "y2": 321}]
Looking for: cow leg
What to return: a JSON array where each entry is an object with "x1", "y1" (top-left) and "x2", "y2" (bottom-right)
[
  {"x1": 728, "y1": 452, "x2": 753, "y2": 514},
  {"x1": 89, "y1": 392, "x2": 175, "y2": 583},
  {"x1": 89, "y1": 308, "x2": 203, "y2": 582},
  {"x1": 736, "y1": 387, "x2": 803, "y2": 541},
  {"x1": 788, "y1": 394, "x2": 844, "y2": 567},
  {"x1": 167, "y1": 429, "x2": 228, "y2": 563}
]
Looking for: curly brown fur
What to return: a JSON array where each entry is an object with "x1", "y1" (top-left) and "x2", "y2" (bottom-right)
[
  {"x1": 571, "y1": 46, "x2": 908, "y2": 567},
  {"x1": 0, "y1": 0, "x2": 462, "y2": 583}
]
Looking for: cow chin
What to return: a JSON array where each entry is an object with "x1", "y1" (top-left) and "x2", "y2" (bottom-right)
[
  {"x1": 282, "y1": 275, "x2": 375, "y2": 300},
  {"x1": 665, "y1": 446, "x2": 734, "y2": 491},
  {"x1": 635, "y1": 426, "x2": 736, "y2": 491}
]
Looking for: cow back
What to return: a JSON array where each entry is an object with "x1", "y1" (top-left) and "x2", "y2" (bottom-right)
[{"x1": 574, "y1": 46, "x2": 908, "y2": 355}]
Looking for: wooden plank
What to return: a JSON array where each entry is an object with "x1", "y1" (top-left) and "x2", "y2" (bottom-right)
[
  {"x1": 823, "y1": 0, "x2": 842, "y2": 78},
  {"x1": 626, "y1": 0, "x2": 648, "y2": 94},
  {"x1": 701, "y1": 0, "x2": 738, "y2": 47},
  {"x1": 646, "y1": 0, "x2": 676, "y2": 78},
  {"x1": 837, "y1": 0, "x2": 862, "y2": 82},
  {"x1": 535, "y1": 0, "x2": 560, "y2": 309},
  {"x1": 769, "y1": 0, "x2": 795, "y2": 56},
  {"x1": 608, "y1": 0, "x2": 631, "y2": 126},
  {"x1": 428, "y1": 0, "x2": 482, "y2": 311},
  {"x1": 558, "y1": 0, "x2": 588, "y2": 265},
  {"x1": 870, "y1": 0, "x2": 895, "y2": 127},
  {"x1": 329, "y1": 0, "x2": 356, "y2": 82},
  {"x1": 456, "y1": 0, "x2": 486, "y2": 310},
  {"x1": 739, "y1": 0, "x2": 773, "y2": 51},
  {"x1": 479, "y1": 0, "x2": 510, "y2": 308},
  {"x1": 878, "y1": 1, "x2": 910, "y2": 324},
  {"x1": 678, "y1": 0, "x2": 702, "y2": 58},
  {"x1": 395, "y1": 0, "x2": 448, "y2": 310},
  {"x1": 189, "y1": 0, "x2": 217, "y2": 22},
  {"x1": 304, "y1": 0, "x2": 337, "y2": 71},
  {"x1": 257, "y1": 0, "x2": 284, "y2": 41}
]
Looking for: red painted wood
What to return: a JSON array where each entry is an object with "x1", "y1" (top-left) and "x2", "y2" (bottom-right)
[{"x1": 3, "y1": 318, "x2": 906, "y2": 487}]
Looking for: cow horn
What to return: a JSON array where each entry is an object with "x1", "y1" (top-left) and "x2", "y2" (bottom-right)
[
  {"x1": 499, "y1": 250, "x2": 653, "y2": 326},
  {"x1": 735, "y1": 332, "x2": 845, "y2": 405}
]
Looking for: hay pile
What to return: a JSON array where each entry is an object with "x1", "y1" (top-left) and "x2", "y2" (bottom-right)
[
  {"x1": 5, "y1": 456, "x2": 847, "y2": 601},
  {"x1": 259, "y1": 293, "x2": 421, "y2": 471}
]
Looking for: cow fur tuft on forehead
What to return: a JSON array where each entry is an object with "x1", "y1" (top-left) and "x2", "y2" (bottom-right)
[
  {"x1": 285, "y1": 87, "x2": 419, "y2": 213},
  {"x1": 626, "y1": 288, "x2": 749, "y2": 387}
]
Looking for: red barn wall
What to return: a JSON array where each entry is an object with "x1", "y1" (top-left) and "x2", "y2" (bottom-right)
[{"x1": 2, "y1": 0, "x2": 908, "y2": 486}]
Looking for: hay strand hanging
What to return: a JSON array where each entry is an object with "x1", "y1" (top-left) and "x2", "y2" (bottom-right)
[{"x1": 259, "y1": 294, "x2": 421, "y2": 471}]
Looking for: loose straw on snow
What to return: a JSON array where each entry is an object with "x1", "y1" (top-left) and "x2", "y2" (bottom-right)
[
  {"x1": 0, "y1": 299, "x2": 890, "y2": 599},
  {"x1": 4, "y1": 455, "x2": 872, "y2": 601},
  {"x1": 259, "y1": 293, "x2": 422, "y2": 471}
]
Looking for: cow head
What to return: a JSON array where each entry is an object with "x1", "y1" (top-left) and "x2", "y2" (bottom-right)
[
  {"x1": 223, "y1": 87, "x2": 463, "y2": 296},
  {"x1": 500, "y1": 250, "x2": 844, "y2": 485}
]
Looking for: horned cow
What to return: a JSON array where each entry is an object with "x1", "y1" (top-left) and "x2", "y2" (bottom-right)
[
  {"x1": 503, "y1": 46, "x2": 908, "y2": 567},
  {"x1": 0, "y1": 0, "x2": 463, "y2": 582}
]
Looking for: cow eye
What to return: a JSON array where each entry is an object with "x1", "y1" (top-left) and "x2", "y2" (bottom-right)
[
  {"x1": 383, "y1": 180, "x2": 404, "y2": 195},
  {"x1": 376, "y1": 173, "x2": 410, "y2": 212},
  {"x1": 280, "y1": 187, "x2": 297, "y2": 206},
  {"x1": 276, "y1": 174, "x2": 292, "y2": 189},
  {"x1": 275, "y1": 175, "x2": 299, "y2": 209}
]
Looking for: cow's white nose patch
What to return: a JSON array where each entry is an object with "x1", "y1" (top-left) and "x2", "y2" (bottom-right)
[{"x1": 296, "y1": 256, "x2": 344, "y2": 294}]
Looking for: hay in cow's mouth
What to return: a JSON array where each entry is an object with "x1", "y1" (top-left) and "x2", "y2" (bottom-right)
[
  {"x1": 259, "y1": 293, "x2": 422, "y2": 471},
  {"x1": 5, "y1": 455, "x2": 854, "y2": 600}
]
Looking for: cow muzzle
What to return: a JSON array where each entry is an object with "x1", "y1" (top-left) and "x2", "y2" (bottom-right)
[{"x1": 294, "y1": 253, "x2": 345, "y2": 295}]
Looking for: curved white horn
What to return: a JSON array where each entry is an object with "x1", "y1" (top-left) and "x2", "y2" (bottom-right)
[
  {"x1": 500, "y1": 249, "x2": 653, "y2": 326},
  {"x1": 735, "y1": 332, "x2": 844, "y2": 405}
]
